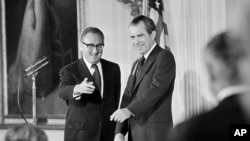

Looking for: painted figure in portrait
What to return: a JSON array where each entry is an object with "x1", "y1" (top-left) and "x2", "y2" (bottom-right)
[{"x1": 5, "y1": 0, "x2": 78, "y2": 119}]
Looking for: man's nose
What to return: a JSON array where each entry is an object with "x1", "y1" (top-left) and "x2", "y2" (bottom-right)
[
  {"x1": 92, "y1": 47, "x2": 98, "y2": 53},
  {"x1": 134, "y1": 37, "x2": 140, "y2": 45}
]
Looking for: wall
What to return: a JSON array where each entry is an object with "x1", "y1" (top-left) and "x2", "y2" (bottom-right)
[{"x1": 168, "y1": 0, "x2": 226, "y2": 124}]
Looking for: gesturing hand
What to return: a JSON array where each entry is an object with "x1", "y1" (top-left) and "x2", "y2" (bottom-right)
[
  {"x1": 74, "y1": 78, "x2": 95, "y2": 95},
  {"x1": 110, "y1": 108, "x2": 132, "y2": 122}
]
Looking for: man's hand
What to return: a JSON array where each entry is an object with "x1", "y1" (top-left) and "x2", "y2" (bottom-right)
[
  {"x1": 74, "y1": 78, "x2": 95, "y2": 95},
  {"x1": 110, "y1": 108, "x2": 132, "y2": 122},
  {"x1": 114, "y1": 133, "x2": 126, "y2": 141}
]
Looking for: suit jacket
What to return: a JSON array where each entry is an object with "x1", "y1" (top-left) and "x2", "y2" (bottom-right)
[
  {"x1": 59, "y1": 58, "x2": 121, "y2": 141},
  {"x1": 116, "y1": 45, "x2": 176, "y2": 141},
  {"x1": 168, "y1": 94, "x2": 249, "y2": 141}
]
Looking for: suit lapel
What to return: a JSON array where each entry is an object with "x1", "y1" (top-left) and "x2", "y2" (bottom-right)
[
  {"x1": 77, "y1": 59, "x2": 94, "y2": 82},
  {"x1": 100, "y1": 59, "x2": 109, "y2": 101},
  {"x1": 132, "y1": 46, "x2": 162, "y2": 93},
  {"x1": 127, "y1": 62, "x2": 138, "y2": 96}
]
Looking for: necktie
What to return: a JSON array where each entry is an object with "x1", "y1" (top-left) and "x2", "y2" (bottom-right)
[
  {"x1": 136, "y1": 56, "x2": 145, "y2": 77},
  {"x1": 132, "y1": 56, "x2": 145, "y2": 90},
  {"x1": 92, "y1": 64, "x2": 101, "y2": 93}
]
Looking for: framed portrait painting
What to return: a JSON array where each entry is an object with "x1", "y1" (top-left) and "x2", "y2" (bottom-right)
[{"x1": 0, "y1": 0, "x2": 82, "y2": 128}]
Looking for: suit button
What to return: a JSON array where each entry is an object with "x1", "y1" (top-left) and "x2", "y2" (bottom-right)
[{"x1": 99, "y1": 122, "x2": 102, "y2": 126}]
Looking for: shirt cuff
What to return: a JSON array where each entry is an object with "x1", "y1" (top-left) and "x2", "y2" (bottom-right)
[
  {"x1": 73, "y1": 86, "x2": 81, "y2": 100},
  {"x1": 127, "y1": 108, "x2": 135, "y2": 117}
]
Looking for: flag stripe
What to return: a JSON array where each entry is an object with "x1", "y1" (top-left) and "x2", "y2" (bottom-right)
[
  {"x1": 148, "y1": 0, "x2": 169, "y2": 50},
  {"x1": 163, "y1": 22, "x2": 168, "y2": 35}
]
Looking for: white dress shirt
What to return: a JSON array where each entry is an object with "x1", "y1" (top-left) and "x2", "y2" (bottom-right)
[
  {"x1": 73, "y1": 58, "x2": 104, "y2": 100},
  {"x1": 143, "y1": 43, "x2": 157, "y2": 60}
]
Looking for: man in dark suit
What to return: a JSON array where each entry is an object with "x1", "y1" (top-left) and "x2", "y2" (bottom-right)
[
  {"x1": 167, "y1": 32, "x2": 250, "y2": 141},
  {"x1": 110, "y1": 15, "x2": 176, "y2": 141},
  {"x1": 59, "y1": 27, "x2": 121, "y2": 141}
]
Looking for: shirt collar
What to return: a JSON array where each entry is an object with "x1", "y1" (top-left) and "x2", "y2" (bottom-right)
[
  {"x1": 217, "y1": 85, "x2": 250, "y2": 101},
  {"x1": 143, "y1": 43, "x2": 157, "y2": 60},
  {"x1": 83, "y1": 57, "x2": 101, "y2": 70}
]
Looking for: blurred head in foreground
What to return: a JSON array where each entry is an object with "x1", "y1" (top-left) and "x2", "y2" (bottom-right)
[
  {"x1": 226, "y1": 0, "x2": 250, "y2": 122},
  {"x1": 5, "y1": 124, "x2": 48, "y2": 141},
  {"x1": 204, "y1": 31, "x2": 247, "y2": 96}
]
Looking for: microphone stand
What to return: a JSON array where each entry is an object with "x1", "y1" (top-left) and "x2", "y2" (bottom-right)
[
  {"x1": 31, "y1": 72, "x2": 38, "y2": 126},
  {"x1": 24, "y1": 57, "x2": 49, "y2": 126}
]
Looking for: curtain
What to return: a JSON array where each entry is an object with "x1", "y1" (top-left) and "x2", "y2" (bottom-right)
[{"x1": 168, "y1": 0, "x2": 226, "y2": 125}]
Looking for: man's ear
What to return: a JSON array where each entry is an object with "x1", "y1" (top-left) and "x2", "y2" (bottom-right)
[{"x1": 151, "y1": 30, "x2": 156, "y2": 39}]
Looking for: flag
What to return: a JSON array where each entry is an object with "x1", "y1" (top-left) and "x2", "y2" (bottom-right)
[{"x1": 148, "y1": 0, "x2": 169, "y2": 50}]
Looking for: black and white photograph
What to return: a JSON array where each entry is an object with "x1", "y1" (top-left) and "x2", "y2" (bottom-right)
[{"x1": 1, "y1": 0, "x2": 250, "y2": 141}]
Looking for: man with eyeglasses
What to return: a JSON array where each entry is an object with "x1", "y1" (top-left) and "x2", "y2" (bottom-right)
[{"x1": 59, "y1": 27, "x2": 121, "y2": 141}]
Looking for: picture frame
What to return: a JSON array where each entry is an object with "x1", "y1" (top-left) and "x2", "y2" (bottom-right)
[{"x1": 0, "y1": 0, "x2": 84, "y2": 128}]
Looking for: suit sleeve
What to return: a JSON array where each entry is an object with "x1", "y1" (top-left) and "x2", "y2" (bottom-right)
[
  {"x1": 115, "y1": 62, "x2": 137, "y2": 135},
  {"x1": 115, "y1": 84, "x2": 131, "y2": 135},
  {"x1": 59, "y1": 67, "x2": 76, "y2": 101},
  {"x1": 115, "y1": 64, "x2": 121, "y2": 108},
  {"x1": 127, "y1": 51, "x2": 176, "y2": 119}
]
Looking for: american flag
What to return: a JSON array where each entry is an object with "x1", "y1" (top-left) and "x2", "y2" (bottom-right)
[{"x1": 148, "y1": 0, "x2": 169, "y2": 50}]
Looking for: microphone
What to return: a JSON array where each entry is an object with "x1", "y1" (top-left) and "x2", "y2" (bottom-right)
[
  {"x1": 23, "y1": 56, "x2": 50, "y2": 77},
  {"x1": 25, "y1": 56, "x2": 47, "y2": 72}
]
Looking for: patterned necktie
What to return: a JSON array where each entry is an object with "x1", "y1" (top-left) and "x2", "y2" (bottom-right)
[{"x1": 92, "y1": 64, "x2": 101, "y2": 93}]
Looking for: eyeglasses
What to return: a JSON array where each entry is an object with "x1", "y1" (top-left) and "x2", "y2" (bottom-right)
[{"x1": 81, "y1": 41, "x2": 104, "y2": 51}]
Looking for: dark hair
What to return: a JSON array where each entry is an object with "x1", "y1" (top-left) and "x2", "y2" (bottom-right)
[
  {"x1": 80, "y1": 27, "x2": 104, "y2": 41},
  {"x1": 206, "y1": 32, "x2": 245, "y2": 66},
  {"x1": 205, "y1": 31, "x2": 247, "y2": 82},
  {"x1": 5, "y1": 124, "x2": 48, "y2": 141},
  {"x1": 130, "y1": 15, "x2": 156, "y2": 34}
]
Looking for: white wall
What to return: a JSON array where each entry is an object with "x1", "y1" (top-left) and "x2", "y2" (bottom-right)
[{"x1": 168, "y1": 0, "x2": 226, "y2": 125}]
